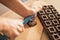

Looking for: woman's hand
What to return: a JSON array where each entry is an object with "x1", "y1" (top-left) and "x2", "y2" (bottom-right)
[{"x1": 0, "y1": 17, "x2": 24, "y2": 40}]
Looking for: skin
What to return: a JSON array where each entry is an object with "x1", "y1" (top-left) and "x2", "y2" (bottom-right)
[
  {"x1": 0, "y1": 0, "x2": 34, "y2": 40},
  {"x1": 0, "y1": 17, "x2": 24, "y2": 40},
  {"x1": 0, "y1": 0, "x2": 34, "y2": 18},
  {"x1": 0, "y1": 0, "x2": 40, "y2": 40}
]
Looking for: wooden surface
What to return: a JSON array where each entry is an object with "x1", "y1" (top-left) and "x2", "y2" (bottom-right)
[
  {"x1": 0, "y1": 10, "x2": 43, "y2": 40},
  {"x1": 0, "y1": 0, "x2": 60, "y2": 40},
  {"x1": 0, "y1": 1, "x2": 49, "y2": 40}
]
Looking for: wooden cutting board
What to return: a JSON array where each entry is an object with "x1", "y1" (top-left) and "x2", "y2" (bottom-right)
[{"x1": 1, "y1": 10, "x2": 43, "y2": 40}]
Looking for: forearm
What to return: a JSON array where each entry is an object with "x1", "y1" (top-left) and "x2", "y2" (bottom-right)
[{"x1": 0, "y1": 0, "x2": 34, "y2": 18}]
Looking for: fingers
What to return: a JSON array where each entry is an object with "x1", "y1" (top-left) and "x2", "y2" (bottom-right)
[
  {"x1": 0, "y1": 18, "x2": 25, "y2": 40},
  {"x1": 12, "y1": 29, "x2": 20, "y2": 36},
  {"x1": 18, "y1": 19, "x2": 24, "y2": 27},
  {"x1": 17, "y1": 19, "x2": 24, "y2": 32},
  {"x1": 8, "y1": 28, "x2": 20, "y2": 40},
  {"x1": 32, "y1": 7, "x2": 41, "y2": 13},
  {"x1": 18, "y1": 24, "x2": 24, "y2": 32}
]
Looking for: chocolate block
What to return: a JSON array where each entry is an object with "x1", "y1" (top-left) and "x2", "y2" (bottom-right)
[{"x1": 37, "y1": 5, "x2": 60, "y2": 40}]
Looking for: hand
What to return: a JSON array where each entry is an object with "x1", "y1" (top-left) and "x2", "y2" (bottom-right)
[
  {"x1": 0, "y1": 17, "x2": 24, "y2": 40},
  {"x1": 31, "y1": 1, "x2": 41, "y2": 14}
]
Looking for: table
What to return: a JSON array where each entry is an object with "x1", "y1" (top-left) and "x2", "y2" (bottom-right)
[
  {"x1": 0, "y1": 0, "x2": 60, "y2": 40},
  {"x1": 0, "y1": 10, "x2": 43, "y2": 40}
]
